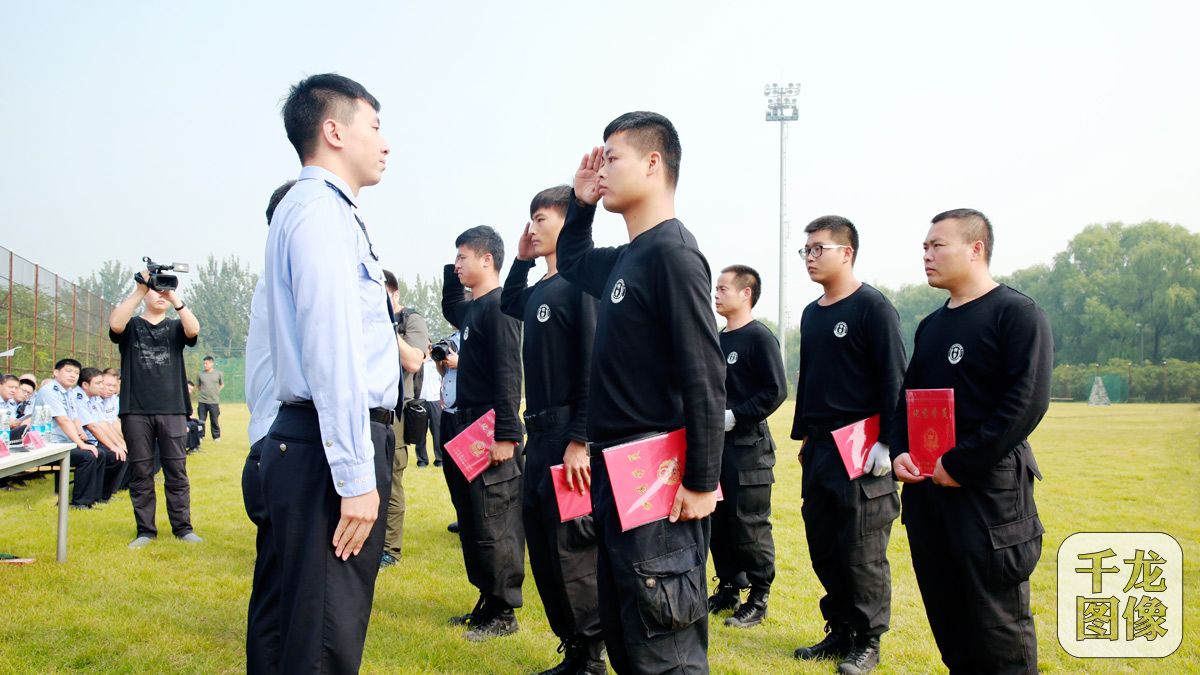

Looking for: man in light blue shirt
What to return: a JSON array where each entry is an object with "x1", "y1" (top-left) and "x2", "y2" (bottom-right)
[
  {"x1": 250, "y1": 74, "x2": 398, "y2": 674},
  {"x1": 38, "y1": 358, "x2": 106, "y2": 508}
]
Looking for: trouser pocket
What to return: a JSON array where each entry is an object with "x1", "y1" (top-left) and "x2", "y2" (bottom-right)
[
  {"x1": 632, "y1": 544, "x2": 708, "y2": 639},
  {"x1": 986, "y1": 512, "x2": 1044, "y2": 587},
  {"x1": 482, "y1": 459, "x2": 522, "y2": 518}
]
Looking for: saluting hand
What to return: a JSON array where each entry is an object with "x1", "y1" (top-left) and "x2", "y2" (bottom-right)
[
  {"x1": 563, "y1": 440, "x2": 590, "y2": 495},
  {"x1": 333, "y1": 489, "x2": 380, "y2": 561},
  {"x1": 490, "y1": 440, "x2": 516, "y2": 466},
  {"x1": 670, "y1": 486, "x2": 719, "y2": 522},
  {"x1": 516, "y1": 222, "x2": 537, "y2": 261},
  {"x1": 892, "y1": 452, "x2": 925, "y2": 484},
  {"x1": 574, "y1": 147, "x2": 604, "y2": 206}
]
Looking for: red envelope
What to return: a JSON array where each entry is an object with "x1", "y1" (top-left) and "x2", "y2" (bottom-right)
[
  {"x1": 905, "y1": 389, "x2": 956, "y2": 475},
  {"x1": 831, "y1": 415, "x2": 880, "y2": 480},
  {"x1": 550, "y1": 464, "x2": 592, "y2": 522},
  {"x1": 444, "y1": 409, "x2": 495, "y2": 482},
  {"x1": 602, "y1": 429, "x2": 722, "y2": 532}
]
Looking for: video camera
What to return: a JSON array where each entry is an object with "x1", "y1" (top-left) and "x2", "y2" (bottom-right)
[{"x1": 139, "y1": 256, "x2": 190, "y2": 292}]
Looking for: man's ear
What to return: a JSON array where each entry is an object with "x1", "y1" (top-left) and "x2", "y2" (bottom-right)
[
  {"x1": 321, "y1": 118, "x2": 344, "y2": 150},
  {"x1": 646, "y1": 150, "x2": 661, "y2": 178}
]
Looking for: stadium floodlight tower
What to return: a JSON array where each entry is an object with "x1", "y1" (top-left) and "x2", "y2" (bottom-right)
[{"x1": 764, "y1": 82, "x2": 800, "y2": 367}]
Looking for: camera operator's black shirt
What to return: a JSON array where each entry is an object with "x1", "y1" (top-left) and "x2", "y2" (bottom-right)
[
  {"x1": 721, "y1": 320, "x2": 787, "y2": 427},
  {"x1": 557, "y1": 196, "x2": 726, "y2": 492},
  {"x1": 442, "y1": 266, "x2": 523, "y2": 443},
  {"x1": 501, "y1": 259, "x2": 597, "y2": 443},
  {"x1": 791, "y1": 284, "x2": 907, "y2": 441},
  {"x1": 888, "y1": 284, "x2": 1052, "y2": 485},
  {"x1": 109, "y1": 316, "x2": 197, "y2": 416}
]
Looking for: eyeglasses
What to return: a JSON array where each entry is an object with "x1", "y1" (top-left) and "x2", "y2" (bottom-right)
[{"x1": 798, "y1": 244, "x2": 850, "y2": 259}]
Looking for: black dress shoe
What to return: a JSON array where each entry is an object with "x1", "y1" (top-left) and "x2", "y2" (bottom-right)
[
  {"x1": 838, "y1": 636, "x2": 881, "y2": 674},
  {"x1": 464, "y1": 608, "x2": 518, "y2": 641},
  {"x1": 447, "y1": 521, "x2": 460, "y2": 533},
  {"x1": 794, "y1": 623, "x2": 855, "y2": 660}
]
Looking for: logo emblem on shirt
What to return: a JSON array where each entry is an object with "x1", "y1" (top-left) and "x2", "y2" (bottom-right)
[
  {"x1": 611, "y1": 279, "x2": 626, "y2": 304},
  {"x1": 833, "y1": 321, "x2": 848, "y2": 338},
  {"x1": 948, "y1": 343, "x2": 964, "y2": 364},
  {"x1": 536, "y1": 304, "x2": 551, "y2": 323},
  {"x1": 726, "y1": 351, "x2": 739, "y2": 365},
  {"x1": 463, "y1": 326, "x2": 470, "y2": 341}
]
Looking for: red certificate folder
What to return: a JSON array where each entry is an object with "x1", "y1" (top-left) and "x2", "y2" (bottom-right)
[
  {"x1": 550, "y1": 464, "x2": 592, "y2": 522},
  {"x1": 905, "y1": 389, "x2": 956, "y2": 475},
  {"x1": 831, "y1": 415, "x2": 879, "y2": 480},
  {"x1": 444, "y1": 409, "x2": 495, "y2": 482},
  {"x1": 602, "y1": 429, "x2": 722, "y2": 532}
]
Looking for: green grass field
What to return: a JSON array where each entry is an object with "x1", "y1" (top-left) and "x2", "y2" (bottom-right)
[{"x1": 1, "y1": 402, "x2": 1196, "y2": 673}]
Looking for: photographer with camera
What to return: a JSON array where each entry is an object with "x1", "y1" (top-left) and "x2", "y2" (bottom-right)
[{"x1": 109, "y1": 260, "x2": 201, "y2": 549}]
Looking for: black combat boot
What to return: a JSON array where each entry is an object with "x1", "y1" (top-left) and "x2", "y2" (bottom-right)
[
  {"x1": 794, "y1": 623, "x2": 855, "y2": 661},
  {"x1": 707, "y1": 579, "x2": 741, "y2": 614},
  {"x1": 724, "y1": 588, "x2": 769, "y2": 628},
  {"x1": 837, "y1": 635, "x2": 881, "y2": 674}
]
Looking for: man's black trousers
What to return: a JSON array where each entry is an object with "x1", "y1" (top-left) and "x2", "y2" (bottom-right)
[
  {"x1": 902, "y1": 443, "x2": 1043, "y2": 674},
  {"x1": 248, "y1": 405, "x2": 394, "y2": 674},
  {"x1": 521, "y1": 412, "x2": 601, "y2": 643},
  {"x1": 710, "y1": 423, "x2": 776, "y2": 591},
  {"x1": 415, "y1": 400, "x2": 443, "y2": 465},
  {"x1": 441, "y1": 407, "x2": 525, "y2": 610},
  {"x1": 63, "y1": 445, "x2": 103, "y2": 507},
  {"x1": 94, "y1": 442, "x2": 126, "y2": 502},
  {"x1": 800, "y1": 434, "x2": 899, "y2": 637},
  {"x1": 121, "y1": 414, "x2": 192, "y2": 537},
  {"x1": 197, "y1": 402, "x2": 221, "y2": 439},
  {"x1": 591, "y1": 447, "x2": 710, "y2": 674}
]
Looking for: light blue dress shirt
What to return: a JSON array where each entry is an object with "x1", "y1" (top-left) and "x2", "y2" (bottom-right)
[
  {"x1": 263, "y1": 165, "x2": 400, "y2": 497},
  {"x1": 38, "y1": 381, "x2": 81, "y2": 444},
  {"x1": 245, "y1": 277, "x2": 280, "y2": 447},
  {"x1": 77, "y1": 394, "x2": 105, "y2": 443}
]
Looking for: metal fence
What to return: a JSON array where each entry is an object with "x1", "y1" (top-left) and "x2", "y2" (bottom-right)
[{"x1": 0, "y1": 246, "x2": 118, "y2": 377}]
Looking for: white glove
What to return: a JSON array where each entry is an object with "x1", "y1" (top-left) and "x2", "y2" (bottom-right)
[
  {"x1": 723, "y1": 409, "x2": 736, "y2": 432},
  {"x1": 865, "y1": 441, "x2": 892, "y2": 477}
]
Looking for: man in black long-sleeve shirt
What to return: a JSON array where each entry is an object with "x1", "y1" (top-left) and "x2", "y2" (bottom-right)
[
  {"x1": 789, "y1": 216, "x2": 906, "y2": 674},
  {"x1": 707, "y1": 265, "x2": 787, "y2": 630},
  {"x1": 501, "y1": 185, "x2": 605, "y2": 675},
  {"x1": 558, "y1": 112, "x2": 726, "y2": 674},
  {"x1": 891, "y1": 209, "x2": 1052, "y2": 674},
  {"x1": 440, "y1": 225, "x2": 526, "y2": 641}
]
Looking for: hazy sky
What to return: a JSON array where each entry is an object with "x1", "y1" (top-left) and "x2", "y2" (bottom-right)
[{"x1": 3, "y1": 1, "x2": 1196, "y2": 326}]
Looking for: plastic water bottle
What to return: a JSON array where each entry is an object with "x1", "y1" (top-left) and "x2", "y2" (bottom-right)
[{"x1": 0, "y1": 408, "x2": 9, "y2": 446}]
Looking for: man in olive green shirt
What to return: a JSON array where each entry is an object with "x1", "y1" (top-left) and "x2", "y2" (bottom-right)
[{"x1": 196, "y1": 356, "x2": 223, "y2": 441}]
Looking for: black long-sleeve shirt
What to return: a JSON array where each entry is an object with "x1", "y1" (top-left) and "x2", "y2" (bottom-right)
[
  {"x1": 889, "y1": 284, "x2": 1053, "y2": 485},
  {"x1": 441, "y1": 264, "x2": 523, "y2": 443},
  {"x1": 557, "y1": 196, "x2": 726, "y2": 492},
  {"x1": 791, "y1": 284, "x2": 907, "y2": 441},
  {"x1": 501, "y1": 258, "x2": 597, "y2": 443},
  {"x1": 721, "y1": 320, "x2": 787, "y2": 427}
]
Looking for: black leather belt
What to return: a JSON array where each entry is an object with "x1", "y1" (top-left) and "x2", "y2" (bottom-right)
[
  {"x1": 282, "y1": 400, "x2": 395, "y2": 426},
  {"x1": 523, "y1": 405, "x2": 572, "y2": 433}
]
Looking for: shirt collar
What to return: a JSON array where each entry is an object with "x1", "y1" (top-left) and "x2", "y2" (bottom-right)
[{"x1": 298, "y1": 165, "x2": 358, "y2": 209}]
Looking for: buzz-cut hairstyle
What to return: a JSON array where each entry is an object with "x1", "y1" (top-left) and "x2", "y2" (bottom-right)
[
  {"x1": 54, "y1": 358, "x2": 82, "y2": 371},
  {"x1": 603, "y1": 111, "x2": 682, "y2": 189},
  {"x1": 203, "y1": 355, "x2": 214, "y2": 362},
  {"x1": 19, "y1": 378, "x2": 36, "y2": 389},
  {"x1": 266, "y1": 180, "x2": 297, "y2": 225},
  {"x1": 1, "y1": 374, "x2": 17, "y2": 385},
  {"x1": 530, "y1": 185, "x2": 573, "y2": 219},
  {"x1": 455, "y1": 225, "x2": 506, "y2": 273},
  {"x1": 103, "y1": 368, "x2": 120, "y2": 378},
  {"x1": 721, "y1": 264, "x2": 763, "y2": 307},
  {"x1": 282, "y1": 73, "x2": 380, "y2": 162},
  {"x1": 804, "y1": 215, "x2": 860, "y2": 264},
  {"x1": 382, "y1": 269, "x2": 400, "y2": 293},
  {"x1": 80, "y1": 367, "x2": 104, "y2": 385},
  {"x1": 932, "y1": 208, "x2": 994, "y2": 264}
]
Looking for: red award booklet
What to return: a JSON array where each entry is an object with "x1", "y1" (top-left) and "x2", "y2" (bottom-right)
[
  {"x1": 550, "y1": 464, "x2": 592, "y2": 522},
  {"x1": 602, "y1": 429, "x2": 722, "y2": 532},
  {"x1": 831, "y1": 415, "x2": 880, "y2": 480},
  {"x1": 444, "y1": 409, "x2": 495, "y2": 482},
  {"x1": 905, "y1": 389, "x2": 956, "y2": 475}
]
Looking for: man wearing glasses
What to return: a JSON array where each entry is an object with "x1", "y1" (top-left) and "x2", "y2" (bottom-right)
[{"x1": 790, "y1": 216, "x2": 906, "y2": 674}]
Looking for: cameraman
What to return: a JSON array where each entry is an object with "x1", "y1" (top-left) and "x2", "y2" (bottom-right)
[{"x1": 109, "y1": 266, "x2": 201, "y2": 549}]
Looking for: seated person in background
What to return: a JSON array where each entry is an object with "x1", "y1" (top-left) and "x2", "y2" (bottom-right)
[
  {"x1": 38, "y1": 359, "x2": 107, "y2": 508},
  {"x1": 77, "y1": 367, "x2": 129, "y2": 503},
  {"x1": 11, "y1": 377, "x2": 36, "y2": 439},
  {"x1": 101, "y1": 369, "x2": 129, "y2": 491}
]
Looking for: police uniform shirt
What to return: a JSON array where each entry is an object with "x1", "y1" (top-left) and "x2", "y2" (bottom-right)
[
  {"x1": 102, "y1": 395, "x2": 119, "y2": 422},
  {"x1": 889, "y1": 284, "x2": 1053, "y2": 484},
  {"x1": 245, "y1": 277, "x2": 280, "y2": 447},
  {"x1": 76, "y1": 394, "x2": 106, "y2": 444},
  {"x1": 720, "y1": 320, "x2": 787, "y2": 427},
  {"x1": 501, "y1": 258, "x2": 597, "y2": 442},
  {"x1": 557, "y1": 197, "x2": 726, "y2": 492},
  {"x1": 440, "y1": 331, "x2": 461, "y2": 412},
  {"x1": 442, "y1": 266, "x2": 523, "y2": 443},
  {"x1": 264, "y1": 166, "x2": 401, "y2": 497},
  {"x1": 37, "y1": 381, "x2": 79, "y2": 444},
  {"x1": 790, "y1": 284, "x2": 907, "y2": 441}
]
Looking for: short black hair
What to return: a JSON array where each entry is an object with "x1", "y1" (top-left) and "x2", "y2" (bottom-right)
[
  {"x1": 530, "y1": 185, "x2": 572, "y2": 218},
  {"x1": 80, "y1": 367, "x2": 103, "y2": 385},
  {"x1": 382, "y1": 269, "x2": 399, "y2": 293},
  {"x1": 931, "y1": 208, "x2": 994, "y2": 264},
  {"x1": 1, "y1": 374, "x2": 17, "y2": 385},
  {"x1": 282, "y1": 74, "x2": 380, "y2": 162},
  {"x1": 455, "y1": 225, "x2": 506, "y2": 272},
  {"x1": 603, "y1": 111, "x2": 682, "y2": 188},
  {"x1": 266, "y1": 180, "x2": 296, "y2": 225},
  {"x1": 203, "y1": 356, "x2": 214, "y2": 362},
  {"x1": 54, "y1": 358, "x2": 82, "y2": 371},
  {"x1": 804, "y1": 215, "x2": 860, "y2": 264},
  {"x1": 720, "y1": 264, "x2": 763, "y2": 307},
  {"x1": 18, "y1": 378, "x2": 35, "y2": 390}
]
